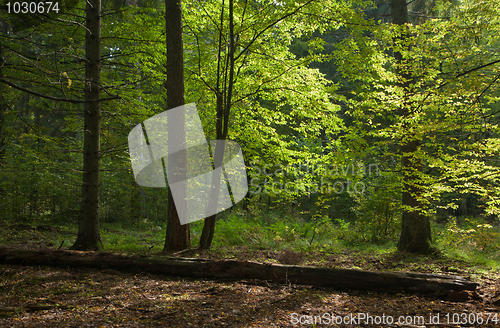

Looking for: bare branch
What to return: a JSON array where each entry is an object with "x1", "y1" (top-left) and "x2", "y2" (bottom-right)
[{"x1": 0, "y1": 78, "x2": 120, "y2": 103}]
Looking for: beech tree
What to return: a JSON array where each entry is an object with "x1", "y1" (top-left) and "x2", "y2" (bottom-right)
[
  {"x1": 332, "y1": 0, "x2": 500, "y2": 253},
  {"x1": 198, "y1": 0, "x2": 237, "y2": 250},
  {"x1": 188, "y1": 0, "x2": 349, "y2": 249},
  {"x1": 390, "y1": 0, "x2": 432, "y2": 253}
]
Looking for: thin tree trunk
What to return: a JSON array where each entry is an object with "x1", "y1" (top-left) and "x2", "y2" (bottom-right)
[
  {"x1": 163, "y1": 0, "x2": 190, "y2": 252},
  {"x1": 130, "y1": 174, "x2": 141, "y2": 220},
  {"x1": 199, "y1": 0, "x2": 236, "y2": 250},
  {"x1": 71, "y1": 0, "x2": 103, "y2": 251},
  {"x1": 391, "y1": 0, "x2": 433, "y2": 254},
  {"x1": 199, "y1": 94, "x2": 223, "y2": 249}
]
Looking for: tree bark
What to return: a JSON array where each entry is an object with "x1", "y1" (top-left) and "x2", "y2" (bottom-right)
[
  {"x1": 70, "y1": 0, "x2": 103, "y2": 251},
  {"x1": 391, "y1": 0, "x2": 433, "y2": 254},
  {"x1": 0, "y1": 247, "x2": 478, "y2": 294},
  {"x1": 130, "y1": 174, "x2": 142, "y2": 220},
  {"x1": 198, "y1": 93, "x2": 223, "y2": 250},
  {"x1": 163, "y1": 0, "x2": 190, "y2": 252},
  {"x1": 0, "y1": 21, "x2": 6, "y2": 164}
]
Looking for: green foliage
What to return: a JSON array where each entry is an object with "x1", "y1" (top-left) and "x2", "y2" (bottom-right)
[
  {"x1": 351, "y1": 173, "x2": 402, "y2": 242},
  {"x1": 101, "y1": 224, "x2": 164, "y2": 253},
  {"x1": 330, "y1": 0, "x2": 500, "y2": 222},
  {"x1": 1, "y1": 0, "x2": 500, "y2": 260},
  {"x1": 209, "y1": 212, "x2": 337, "y2": 251},
  {"x1": 436, "y1": 217, "x2": 500, "y2": 254}
]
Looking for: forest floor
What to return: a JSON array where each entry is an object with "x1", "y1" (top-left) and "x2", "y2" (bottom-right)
[{"x1": 0, "y1": 225, "x2": 499, "y2": 327}]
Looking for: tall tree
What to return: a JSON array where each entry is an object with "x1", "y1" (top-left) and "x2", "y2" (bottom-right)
[
  {"x1": 390, "y1": 0, "x2": 433, "y2": 254},
  {"x1": 332, "y1": 0, "x2": 500, "y2": 249},
  {"x1": 198, "y1": 0, "x2": 236, "y2": 250},
  {"x1": 163, "y1": 0, "x2": 190, "y2": 252},
  {"x1": 71, "y1": 0, "x2": 103, "y2": 250},
  {"x1": 0, "y1": 21, "x2": 6, "y2": 164},
  {"x1": 188, "y1": 0, "x2": 345, "y2": 249}
]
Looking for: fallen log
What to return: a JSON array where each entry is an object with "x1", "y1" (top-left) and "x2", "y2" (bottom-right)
[{"x1": 0, "y1": 247, "x2": 478, "y2": 293}]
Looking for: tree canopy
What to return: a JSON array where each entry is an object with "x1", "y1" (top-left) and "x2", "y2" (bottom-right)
[{"x1": 0, "y1": 0, "x2": 499, "y2": 254}]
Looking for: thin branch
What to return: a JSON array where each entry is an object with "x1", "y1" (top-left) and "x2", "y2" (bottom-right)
[
  {"x1": 184, "y1": 68, "x2": 217, "y2": 93},
  {"x1": 232, "y1": 56, "x2": 311, "y2": 105},
  {"x1": 216, "y1": 0, "x2": 225, "y2": 98},
  {"x1": 478, "y1": 73, "x2": 500, "y2": 119},
  {"x1": 234, "y1": 86, "x2": 305, "y2": 105},
  {"x1": 222, "y1": 0, "x2": 236, "y2": 140},
  {"x1": 7, "y1": 48, "x2": 54, "y2": 77},
  {"x1": 0, "y1": 78, "x2": 120, "y2": 103},
  {"x1": 196, "y1": 1, "x2": 225, "y2": 40},
  {"x1": 54, "y1": 18, "x2": 91, "y2": 34},
  {"x1": 455, "y1": 58, "x2": 500, "y2": 79},
  {"x1": 100, "y1": 36, "x2": 164, "y2": 43},
  {"x1": 184, "y1": 24, "x2": 203, "y2": 76},
  {"x1": 235, "y1": 0, "x2": 317, "y2": 62},
  {"x1": 100, "y1": 8, "x2": 131, "y2": 17},
  {"x1": 416, "y1": 58, "x2": 500, "y2": 112}
]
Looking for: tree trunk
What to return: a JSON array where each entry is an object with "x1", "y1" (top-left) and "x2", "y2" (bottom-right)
[
  {"x1": 398, "y1": 139, "x2": 432, "y2": 253},
  {"x1": 130, "y1": 174, "x2": 141, "y2": 220},
  {"x1": 391, "y1": 0, "x2": 433, "y2": 254},
  {"x1": 163, "y1": 0, "x2": 190, "y2": 252},
  {"x1": 199, "y1": 0, "x2": 236, "y2": 250},
  {"x1": 198, "y1": 94, "x2": 223, "y2": 249},
  {"x1": 0, "y1": 21, "x2": 6, "y2": 164},
  {"x1": 0, "y1": 247, "x2": 478, "y2": 294},
  {"x1": 71, "y1": 0, "x2": 103, "y2": 251}
]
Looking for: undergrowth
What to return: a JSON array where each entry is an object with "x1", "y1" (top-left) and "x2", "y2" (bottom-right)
[{"x1": 1, "y1": 211, "x2": 499, "y2": 270}]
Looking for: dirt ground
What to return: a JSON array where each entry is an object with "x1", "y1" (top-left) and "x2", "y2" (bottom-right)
[{"x1": 1, "y1": 246, "x2": 499, "y2": 327}]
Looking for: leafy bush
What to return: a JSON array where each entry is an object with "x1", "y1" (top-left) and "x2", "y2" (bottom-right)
[
  {"x1": 351, "y1": 173, "x2": 401, "y2": 243},
  {"x1": 436, "y1": 216, "x2": 500, "y2": 253},
  {"x1": 211, "y1": 212, "x2": 337, "y2": 251}
]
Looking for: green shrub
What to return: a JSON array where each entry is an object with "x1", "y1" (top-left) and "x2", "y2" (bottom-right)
[
  {"x1": 436, "y1": 216, "x2": 500, "y2": 252},
  {"x1": 351, "y1": 173, "x2": 401, "y2": 243}
]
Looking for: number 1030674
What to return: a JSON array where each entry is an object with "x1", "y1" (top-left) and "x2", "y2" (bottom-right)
[
  {"x1": 6, "y1": 2, "x2": 60, "y2": 14},
  {"x1": 444, "y1": 312, "x2": 498, "y2": 325}
]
